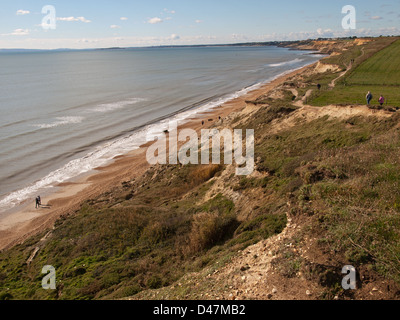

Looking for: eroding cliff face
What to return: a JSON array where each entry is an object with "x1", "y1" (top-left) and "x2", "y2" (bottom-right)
[
  {"x1": 313, "y1": 61, "x2": 341, "y2": 74},
  {"x1": 284, "y1": 38, "x2": 372, "y2": 55}
]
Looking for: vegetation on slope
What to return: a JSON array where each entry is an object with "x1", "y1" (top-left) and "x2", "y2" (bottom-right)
[
  {"x1": 1, "y1": 37, "x2": 400, "y2": 300},
  {"x1": 0, "y1": 163, "x2": 287, "y2": 300}
]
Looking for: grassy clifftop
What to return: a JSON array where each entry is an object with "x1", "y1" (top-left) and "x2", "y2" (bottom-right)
[
  {"x1": 310, "y1": 37, "x2": 400, "y2": 106},
  {"x1": 1, "y1": 37, "x2": 400, "y2": 300}
]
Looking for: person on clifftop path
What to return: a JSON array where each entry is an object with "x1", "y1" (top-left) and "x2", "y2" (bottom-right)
[
  {"x1": 379, "y1": 95, "x2": 385, "y2": 106},
  {"x1": 366, "y1": 91, "x2": 373, "y2": 105}
]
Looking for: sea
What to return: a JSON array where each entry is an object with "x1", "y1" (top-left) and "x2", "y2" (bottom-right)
[{"x1": 0, "y1": 46, "x2": 323, "y2": 214}]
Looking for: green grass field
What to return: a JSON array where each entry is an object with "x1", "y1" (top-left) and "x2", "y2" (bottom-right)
[
  {"x1": 311, "y1": 38, "x2": 400, "y2": 107},
  {"x1": 346, "y1": 39, "x2": 400, "y2": 86}
]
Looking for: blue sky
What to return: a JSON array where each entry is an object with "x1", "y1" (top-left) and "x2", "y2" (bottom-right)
[{"x1": 1, "y1": 0, "x2": 399, "y2": 49}]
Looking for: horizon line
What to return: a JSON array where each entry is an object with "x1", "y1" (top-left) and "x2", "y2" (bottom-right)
[{"x1": 1, "y1": 35, "x2": 398, "y2": 52}]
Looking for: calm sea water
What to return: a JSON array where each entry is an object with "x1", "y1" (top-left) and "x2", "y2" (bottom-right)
[{"x1": 0, "y1": 46, "x2": 322, "y2": 213}]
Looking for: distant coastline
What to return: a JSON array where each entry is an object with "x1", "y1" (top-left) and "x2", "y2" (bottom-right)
[{"x1": 0, "y1": 35, "x2": 390, "y2": 53}]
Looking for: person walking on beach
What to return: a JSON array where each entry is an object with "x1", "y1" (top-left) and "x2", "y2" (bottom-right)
[
  {"x1": 379, "y1": 95, "x2": 385, "y2": 106},
  {"x1": 366, "y1": 91, "x2": 373, "y2": 105},
  {"x1": 35, "y1": 196, "x2": 41, "y2": 209}
]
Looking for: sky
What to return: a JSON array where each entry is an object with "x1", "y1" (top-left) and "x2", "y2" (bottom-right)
[{"x1": 0, "y1": 0, "x2": 400, "y2": 49}]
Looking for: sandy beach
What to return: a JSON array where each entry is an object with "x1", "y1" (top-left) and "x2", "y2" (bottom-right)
[{"x1": 0, "y1": 64, "x2": 314, "y2": 251}]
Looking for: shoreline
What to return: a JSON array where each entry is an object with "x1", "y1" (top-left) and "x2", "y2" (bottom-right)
[
  {"x1": 0, "y1": 58, "x2": 319, "y2": 215},
  {"x1": 0, "y1": 62, "x2": 318, "y2": 251}
]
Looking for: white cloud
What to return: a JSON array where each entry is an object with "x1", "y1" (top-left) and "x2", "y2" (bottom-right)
[
  {"x1": 317, "y1": 28, "x2": 334, "y2": 37},
  {"x1": 120, "y1": 17, "x2": 128, "y2": 21},
  {"x1": 2, "y1": 28, "x2": 30, "y2": 36},
  {"x1": 13, "y1": 29, "x2": 29, "y2": 35},
  {"x1": 164, "y1": 9, "x2": 176, "y2": 14},
  {"x1": 148, "y1": 17, "x2": 163, "y2": 24},
  {"x1": 110, "y1": 25, "x2": 121, "y2": 29},
  {"x1": 371, "y1": 16, "x2": 383, "y2": 20},
  {"x1": 57, "y1": 16, "x2": 92, "y2": 23},
  {"x1": 170, "y1": 34, "x2": 180, "y2": 40},
  {"x1": 195, "y1": 20, "x2": 203, "y2": 24},
  {"x1": 16, "y1": 10, "x2": 30, "y2": 15}
]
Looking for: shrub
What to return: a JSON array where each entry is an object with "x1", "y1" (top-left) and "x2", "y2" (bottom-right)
[
  {"x1": 122, "y1": 285, "x2": 141, "y2": 297},
  {"x1": 147, "y1": 275, "x2": 163, "y2": 289},
  {"x1": 188, "y1": 212, "x2": 239, "y2": 253},
  {"x1": 188, "y1": 164, "x2": 223, "y2": 186},
  {"x1": 140, "y1": 221, "x2": 175, "y2": 246},
  {"x1": 101, "y1": 273, "x2": 121, "y2": 289}
]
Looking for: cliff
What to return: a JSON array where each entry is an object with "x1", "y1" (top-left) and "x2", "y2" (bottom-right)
[{"x1": 1, "y1": 37, "x2": 400, "y2": 301}]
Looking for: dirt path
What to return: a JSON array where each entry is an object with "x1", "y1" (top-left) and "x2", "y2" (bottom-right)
[
  {"x1": 329, "y1": 62, "x2": 351, "y2": 88},
  {"x1": 329, "y1": 46, "x2": 365, "y2": 88},
  {"x1": 293, "y1": 89, "x2": 313, "y2": 107}
]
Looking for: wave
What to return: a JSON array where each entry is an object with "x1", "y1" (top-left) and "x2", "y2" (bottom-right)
[
  {"x1": 266, "y1": 58, "x2": 303, "y2": 68},
  {"x1": 89, "y1": 98, "x2": 147, "y2": 113},
  {"x1": 33, "y1": 116, "x2": 84, "y2": 129},
  {"x1": 247, "y1": 58, "x2": 305, "y2": 73},
  {"x1": 28, "y1": 97, "x2": 146, "y2": 131}
]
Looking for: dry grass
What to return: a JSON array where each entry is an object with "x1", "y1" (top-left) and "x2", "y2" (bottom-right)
[
  {"x1": 188, "y1": 211, "x2": 238, "y2": 254},
  {"x1": 188, "y1": 164, "x2": 224, "y2": 186}
]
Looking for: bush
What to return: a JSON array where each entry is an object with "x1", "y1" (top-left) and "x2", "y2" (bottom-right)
[
  {"x1": 188, "y1": 212, "x2": 239, "y2": 253},
  {"x1": 122, "y1": 285, "x2": 141, "y2": 297},
  {"x1": 188, "y1": 164, "x2": 223, "y2": 186},
  {"x1": 147, "y1": 275, "x2": 163, "y2": 289},
  {"x1": 140, "y1": 221, "x2": 175, "y2": 246},
  {"x1": 101, "y1": 273, "x2": 121, "y2": 289}
]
